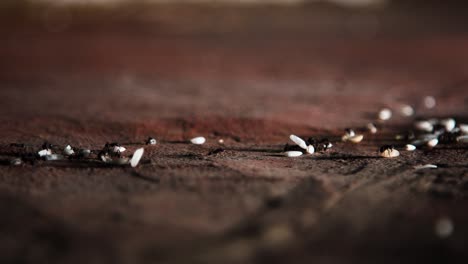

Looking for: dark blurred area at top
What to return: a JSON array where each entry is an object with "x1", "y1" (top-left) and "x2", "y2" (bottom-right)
[{"x1": 1, "y1": 0, "x2": 468, "y2": 37}]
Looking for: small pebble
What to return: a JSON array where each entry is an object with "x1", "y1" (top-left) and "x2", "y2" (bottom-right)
[
  {"x1": 130, "y1": 148, "x2": 144, "y2": 167},
  {"x1": 306, "y1": 145, "x2": 315, "y2": 154},
  {"x1": 378, "y1": 108, "x2": 392, "y2": 121},
  {"x1": 395, "y1": 134, "x2": 405, "y2": 140},
  {"x1": 38, "y1": 149, "x2": 52, "y2": 157},
  {"x1": 459, "y1": 124, "x2": 468, "y2": 134},
  {"x1": 10, "y1": 158, "x2": 22, "y2": 166},
  {"x1": 405, "y1": 144, "x2": 416, "y2": 151},
  {"x1": 290, "y1": 134, "x2": 308, "y2": 150},
  {"x1": 190, "y1": 136, "x2": 206, "y2": 145},
  {"x1": 427, "y1": 138, "x2": 438, "y2": 147},
  {"x1": 285, "y1": 151, "x2": 303, "y2": 157},
  {"x1": 456, "y1": 135, "x2": 468, "y2": 143},
  {"x1": 414, "y1": 120, "x2": 433, "y2": 132},
  {"x1": 379, "y1": 145, "x2": 399, "y2": 158},
  {"x1": 440, "y1": 118, "x2": 456, "y2": 132},
  {"x1": 146, "y1": 137, "x2": 157, "y2": 145},
  {"x1": 414, "y1": 164, "x2": 437, "y2": 170},
  {"x1": 435, "y1": 217, "x2": 453, "y2": 239},
  {"x1": 113, "y1": 146, "x2": 126, "y2": 153},
  {"x1": 367, "y1": 123, "x2": 377, "y2": 134},
  {"x1": 63, "y1": 145, "x2": 75, "y2": 156},
  {"x1": 400, "y1": 104, "x2": 414, "y2": 116},
  {"x1": 342, "y1": 129, "x2": 363, "y2": 143},
  {"x1": 344, "y1": 134, "x2": 364, "y2": 143},
  {"x1": 424, "y1": 96, "x2": 436, "y2": 109}
]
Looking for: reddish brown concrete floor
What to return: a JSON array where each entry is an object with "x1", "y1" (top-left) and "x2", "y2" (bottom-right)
[{"x1": 0, "y1": 4, "x2": 468, "y2": 264}]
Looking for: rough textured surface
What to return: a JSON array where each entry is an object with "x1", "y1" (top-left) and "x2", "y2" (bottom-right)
[{"x1": 1, "y1": 3, "x2": 468, "y2": 263}]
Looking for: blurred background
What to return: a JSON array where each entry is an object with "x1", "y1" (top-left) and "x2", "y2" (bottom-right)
[
  {"x1": 2, "y1": 0, "x2": 467, "y2": 126},
  {"x1": 2, "y1": 0, "x2": 468, "y2": 81}
]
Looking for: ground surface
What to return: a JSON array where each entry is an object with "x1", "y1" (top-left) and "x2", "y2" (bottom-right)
[{"x1": 0, "y1": 3, "x2": 468, "y2": 264}]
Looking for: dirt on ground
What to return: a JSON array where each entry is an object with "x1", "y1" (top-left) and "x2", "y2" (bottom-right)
[{"x1": 0, "y1": 3, "x2": 468, "y2": 264}]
